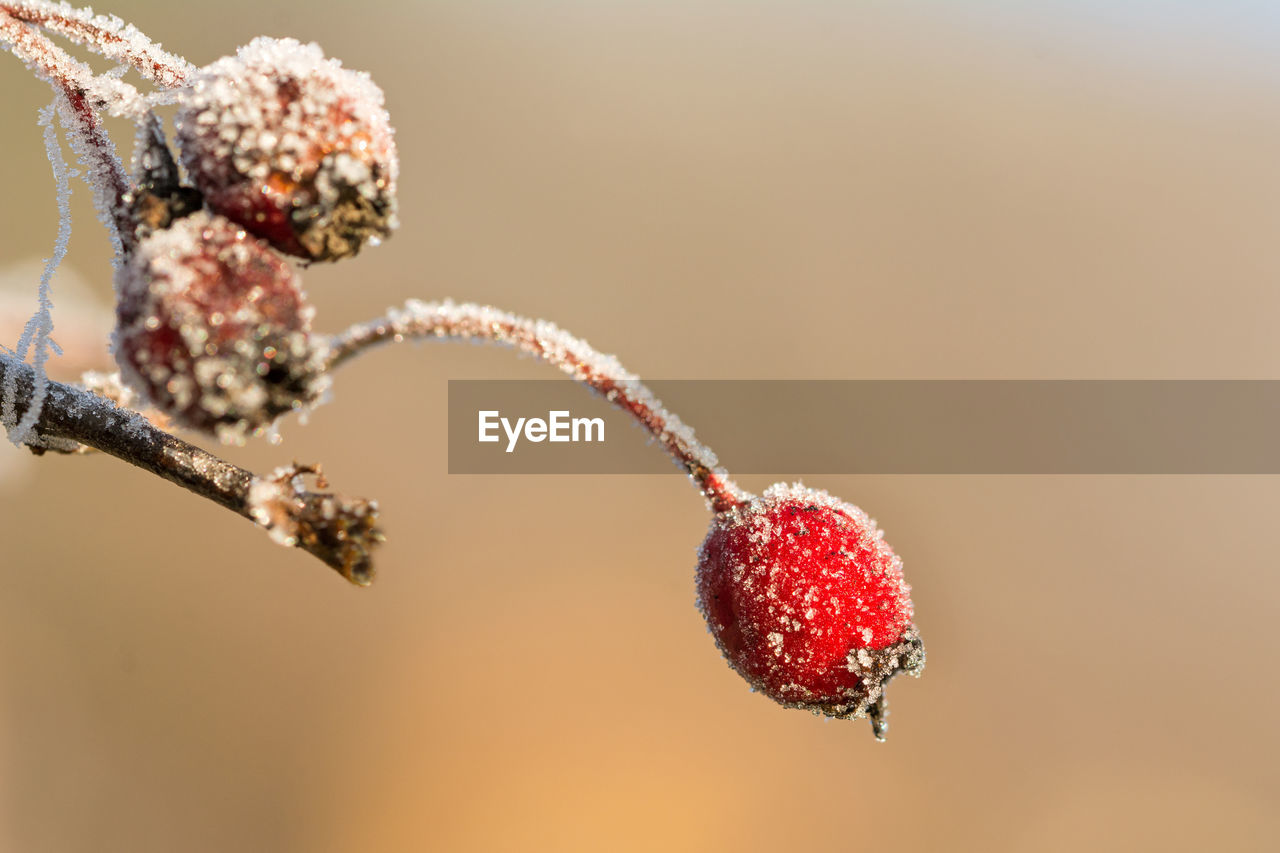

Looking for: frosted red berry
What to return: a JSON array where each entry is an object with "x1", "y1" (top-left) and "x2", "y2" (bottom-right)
[
  {"x1": 175, "y1": 37, "x2": 398, "y2": 262},
  {"x1": 696, "y1": 483, "x2": 924, "y2": 739},
  {"x1": 114, "y1": 211, "x2": 328, "y2": 439}
]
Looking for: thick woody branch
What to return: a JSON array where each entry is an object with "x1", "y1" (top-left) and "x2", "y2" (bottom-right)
[{"x1": 0, "y1": 353, "x2": 382, "y2": 585}]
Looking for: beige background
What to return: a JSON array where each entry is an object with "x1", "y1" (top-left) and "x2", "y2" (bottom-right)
[{"x1": 2, "y1": 1, "x2": 1278, "y2": 850}]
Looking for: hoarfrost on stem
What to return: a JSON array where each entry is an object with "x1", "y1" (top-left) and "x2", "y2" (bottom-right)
[
  {"x1": 0, "y1": 10, "x2": 136, "y2": 260},
  {"x1": 0, "y1": 8, "x2": 147, "y2": 117},
  {"x1": 0, "y1": 1, "x2": 194, "y2": 87},
  {"x1": 2, "y1": 99, "x2": 75, "y2": 445},
  {"x1": 325, "y1": 299, "x2": 750, "y2": 511}
]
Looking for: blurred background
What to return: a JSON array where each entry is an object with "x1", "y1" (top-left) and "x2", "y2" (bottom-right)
[{"x1": 2, "y1": 1, "x2": 1279, "y2": 850}]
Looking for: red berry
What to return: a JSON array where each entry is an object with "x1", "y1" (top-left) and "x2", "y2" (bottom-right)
[
  {"x1": 114, "y1": 211, "x2": 328, "y2": 440},
  {"x1": 175, "y1": 37, "x2": 398, "y2": 262},
  {"x1": 696, "y1": 483, "x2": 924, "y2": 739}
]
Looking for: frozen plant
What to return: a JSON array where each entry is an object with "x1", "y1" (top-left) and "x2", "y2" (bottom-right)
[{"x1": 0, "y1": 2, "x2": 924, "y2": 738}]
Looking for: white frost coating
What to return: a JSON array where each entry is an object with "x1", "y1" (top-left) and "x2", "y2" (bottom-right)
[
  {"x1": 176, "y1": 36, "x2": 398, "y2": 187},
  {"x1": 246, "y1": 464, "x2": 332, "y2": 548},
  {"x1": 173, "y1": 36, "x2": 399, "y2": 261},
  {"x1": 55, "y1": 95, "x2": 126, "y2": 270},
  {"x1": 248, "y1": 469, "x2": 302, "y2": 547},
  {"x1": 0, "y1": 10, "x2": 147, "y2": 117},
  {"x1": 2, "y1": 11, "x2": 134, "y2": 267},
  {"x1": 2, "y1": 1, "x2": 195, "y2": 87},
  {"x1": 0, "y1": 352, "x2": 83, "y2": 453},
  {"x1": 2, "y1": 100, "x2": 74, "y2": 445}
]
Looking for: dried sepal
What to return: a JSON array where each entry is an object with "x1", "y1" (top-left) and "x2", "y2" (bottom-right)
[{"x1": 248, "y1": 463, "x2": 382, "y2": 585}]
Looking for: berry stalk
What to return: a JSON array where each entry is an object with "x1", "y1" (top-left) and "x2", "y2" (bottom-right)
[
  {"x1": 325, "y1": 300, "x2": 751, "y2": 513},
  {"x1": 0, "y1": 1, "x2": 193, "y2": 87},
  {"x1": 0, "y1": 10, "x2": 138, "y2": 254},
  {"x1": 327, "y1": 302, "x2": 924, "y2": 738}
]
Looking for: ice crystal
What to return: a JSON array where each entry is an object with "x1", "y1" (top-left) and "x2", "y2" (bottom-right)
[
  {"x1": 0, "y1": 9, "x2": 146, "y2": 117},
  {"x1": 2, "y1": 99, "x2": 74, "y2": 445},
  {"x1": 247, "y1": 465, "x2": 308, "y2": 547},
  {"x1": 2, "y1": 1, "x2": 195, "y2": 87},
  {"x1": 1, "y1": 11, "x2": 135, "y2": 264}
]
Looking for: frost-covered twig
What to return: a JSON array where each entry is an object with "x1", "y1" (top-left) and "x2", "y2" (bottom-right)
[
  {"x1": 0, "y1": 1, "x2": 192, "y2": 86},
  {"x1": 1, "y1": 12, "x2": 142, "y2": 446},
  {"x1": 0, "y1": 351, "x2": 382, "y2": 584},
  {"x1": 325, "y1": 300, "x2": 751, "y2": 513},
  {"x1": 0, "y1": 10, "x2": 137, "y2": 248},
  {"x1": 0, "y1": 7, "x2": 146, "y2": 116}
]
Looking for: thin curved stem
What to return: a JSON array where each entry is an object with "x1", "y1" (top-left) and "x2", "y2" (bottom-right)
[
  {"x1": 325, "y1": 300, "x2": 752, "y2": 513},
  {"x1": 0, "y1": 10, "x2": 138, "y2": 253},
  {"x1": 0, "y1": 1, "x2": 193, "y2": 87}
]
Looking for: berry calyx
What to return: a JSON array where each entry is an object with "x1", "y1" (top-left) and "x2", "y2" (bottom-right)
[
  {"x1": 175, "y1": 37, "x2": 398, "y2": 262},
  {"x1": 696, "y1": 483, "x2": 924, "y2": 739},
  {"x1": 114, "y1": 211, "x2": 328, "y2": 440}
]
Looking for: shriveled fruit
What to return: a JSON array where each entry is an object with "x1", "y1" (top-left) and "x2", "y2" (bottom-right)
[{"x1": 114, "y1": 211, "x2": 327, "y2": 439}]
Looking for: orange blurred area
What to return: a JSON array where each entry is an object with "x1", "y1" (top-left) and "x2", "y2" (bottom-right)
[{"x1": 2, "y1": 1, "x2": 1278, "y2": 851}]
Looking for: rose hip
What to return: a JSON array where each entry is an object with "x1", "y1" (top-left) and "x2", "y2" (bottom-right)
[
  {"x1": 175, "y1": 37, "x2": 398, "y2": 262},
  {"x1": 114, "y1": 211, "x2": 327, "y2": 440},
  {"x1": 697, "y1": 483, "x2": 924, "y2": 739}
]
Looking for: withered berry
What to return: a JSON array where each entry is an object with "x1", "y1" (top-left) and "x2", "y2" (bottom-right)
[
  {"x1": 175, "y1": 37, "x2": 398, "y2": 262},
  {"x1": 696, "y1": 483, "x2": 924, "y2": 739},
  {"x1": 114, "y1": 211, "x2": 328, "y2": 440}
]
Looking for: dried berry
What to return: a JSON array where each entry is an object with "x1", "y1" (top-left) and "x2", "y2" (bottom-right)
[
  {"x1": 175, "y1": 37, "x2": 398, "y2": 262},
  {"x1": 114, "y1": 211, "x2": 328, "y2": 440},
  {"x1": 696, "y1": 483, "x2": 924, "y2": 739}
]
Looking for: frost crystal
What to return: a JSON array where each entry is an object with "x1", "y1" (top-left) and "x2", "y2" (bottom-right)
[
  {"x1": 2, "y1": 1, "x2": 195, "y2": 87},
  {"x1": 2, "y1": 99, "x2": 74, "y2": 445},
  {"x1": 0, "y1": 8, "x2": 146, "y2": 117},
  {"x1": 1, "y1": 9, "x2": 136, "y2": 265},
  {"x1": 247, "y1": 466, "x2": 308, "y2": 547}
]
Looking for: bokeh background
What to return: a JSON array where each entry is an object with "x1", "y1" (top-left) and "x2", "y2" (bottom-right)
[{"x1": 3, "y1": 1, "x2": 1279, "y2": 850}]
